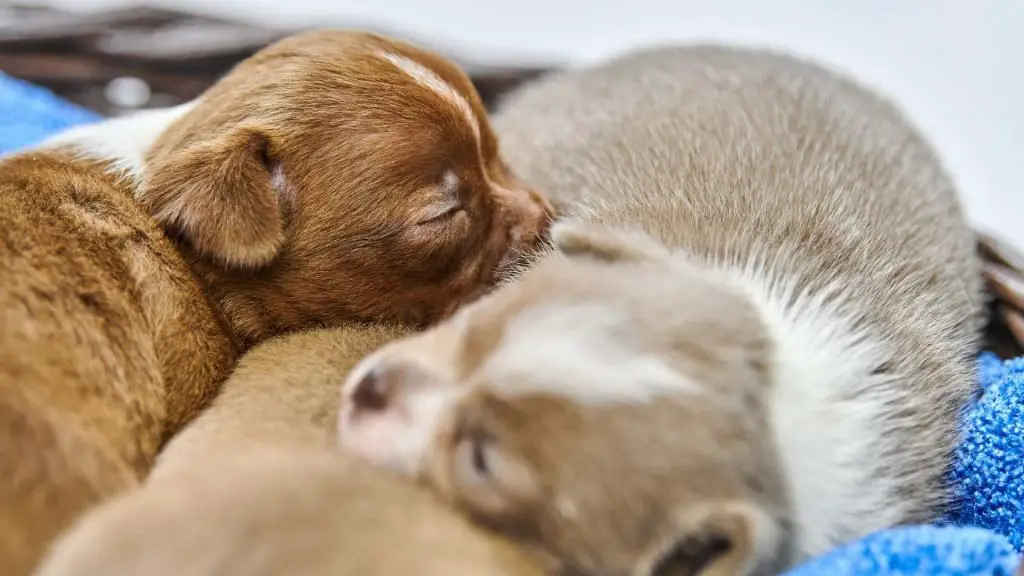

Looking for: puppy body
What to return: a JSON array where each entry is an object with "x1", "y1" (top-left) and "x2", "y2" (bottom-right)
[
  {"x1": 36, "y1": 327, "x2": 545, "y2": 576},
  {"x1": 2, "y1": 29, "x2": 551, "y2": 574},
  {"x1": 339, "y1": 46, "x2": 985, "y2": 574},
  {"x1": 0, "y1": 147, "x2": 236, "y2": 576},
  {"x1": 149, "y1": 324, "x2": 407, "y2": 481},
  {"x1": 35, "y1": 449, "x2": 547, "y2": 576}
]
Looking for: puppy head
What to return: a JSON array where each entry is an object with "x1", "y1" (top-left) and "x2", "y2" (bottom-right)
[
  {"x1": 338, "y1": 224, "x2": 792, "y2": 575},
  {"x1": 141, "y1": 30, "x2": 553, "y2": 341}
]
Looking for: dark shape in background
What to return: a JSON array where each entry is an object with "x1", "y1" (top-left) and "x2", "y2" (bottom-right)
[{"x1": 0, "y1": 4, "x2": 556, "y2": 115}]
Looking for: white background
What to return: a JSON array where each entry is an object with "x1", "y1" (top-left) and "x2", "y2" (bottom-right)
[{"x1": 24, "y1": 0, "x2": 1024, "y2": 247}]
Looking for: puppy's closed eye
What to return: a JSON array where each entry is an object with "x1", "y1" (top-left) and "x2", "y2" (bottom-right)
[
  {"x1": 418, "y1": 169, "x2": 466, "y2": 225},
  {"x1": 418, "y1": 201, "x2": 465, "y2": 225}
]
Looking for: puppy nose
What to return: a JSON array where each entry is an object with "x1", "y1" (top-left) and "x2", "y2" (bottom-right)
[{"x1": 350, "y1": 368, "x2": 392, "y2": 412}]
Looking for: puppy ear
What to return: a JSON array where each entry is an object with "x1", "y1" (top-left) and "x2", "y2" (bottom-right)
[
  {"x1": 551, "y1": 222, "x2": 669, "y2": 264},
  {"x1": 139, "y1": 126, "x2": 285, "y2": 269},
  {"x1": 636, "y1": 501, "x2": 784, "y2": 576}
]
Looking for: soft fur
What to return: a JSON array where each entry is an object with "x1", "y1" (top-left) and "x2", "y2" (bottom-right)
[
  {"x1": 0, "y1": 151, "x2": 236, "y2": 576},
  {"x1": 0, "y1": 29, "x2": 551, "y2": 575},
  {"x1": 151, "y1": 324, "x2": 407, "y2": 480},
  {"x1": 35, "y1": 327, "x2": 546, "y2": 576},
  {"x1": 35, "y1": 448, "x2": 547, "y2": 576},
  {"x1": 141, "y1": 30, "x2": 552, "y2": 342},
  {"x1": 337, "y1": 45, "x2": 986, "y2": 575}
]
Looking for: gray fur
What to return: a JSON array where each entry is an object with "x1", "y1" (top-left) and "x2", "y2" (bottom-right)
[{"x1": 493, "y1": 44, "x2": 984, "y2": 536}]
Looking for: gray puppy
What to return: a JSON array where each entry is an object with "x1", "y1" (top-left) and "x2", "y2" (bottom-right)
[{"x1": 337, "y1": 45, "x2": 985, "y2": 576}]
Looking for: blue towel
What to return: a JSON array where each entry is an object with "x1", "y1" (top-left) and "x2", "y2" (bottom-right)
[
  {"x1": 0, "y1": 71, "x2": 100, "y2": 155},
  {"x1": 1, "y1": 70, "x2": 1023, "y2": 576},
  {"x1": 785, "y1": 351, "x2": 1024, "y2": 575}
]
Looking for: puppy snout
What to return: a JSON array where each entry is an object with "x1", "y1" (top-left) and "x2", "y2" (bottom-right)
[{"x1": 495, "y1": 185, "x2": 555, "y2": 248}]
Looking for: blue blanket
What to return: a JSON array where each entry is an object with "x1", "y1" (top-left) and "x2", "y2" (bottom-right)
[
  {"x1": 0, "y1": 72, "x2": 99, "y2": 155},
  {"x1": 1, "y1": 70, "x2": 1022, "y2": 575}
]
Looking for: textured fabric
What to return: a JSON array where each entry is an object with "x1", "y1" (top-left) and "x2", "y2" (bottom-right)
[
  {"x1": 0, "y1": 71, "x2": 100, "y2": 156},
  {"x1": 785, "y1": 526, "x2": 1019, "y2": 576},
  {"x1": 786, "y1": 353, "x2": 1024, "y2": 574},
  {"x1": 2, "y1": 73, "x2": 1023, "y2": 575}
]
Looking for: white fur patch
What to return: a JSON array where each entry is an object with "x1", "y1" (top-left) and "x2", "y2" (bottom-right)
[
  {"x1": 39, "y1": 102, "x2": 196, "y2": 182},
  {"x1": 479, "y1": 303, "x2": 699, "y2": 405},
  {"x1": 378, "y1": 51, "x2": 480, "y2": 141},
  {"x1": 721, "y1": 262, "x2": 907, "y2": 559}
]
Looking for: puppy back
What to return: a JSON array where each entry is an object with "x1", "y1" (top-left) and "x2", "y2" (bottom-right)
[{"x1": 0, "y1": 151, "x2": 235, "y2": 574}]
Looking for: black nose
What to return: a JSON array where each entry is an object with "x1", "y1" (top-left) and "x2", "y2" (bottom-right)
[{"x1": 351, "y1": 368, "x2": 391, "y2": 412}]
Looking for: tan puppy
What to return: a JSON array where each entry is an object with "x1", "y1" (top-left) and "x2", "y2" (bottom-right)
[
  {"x1": 150, "y1": 324, "x2": 406, "y2": 480},
  {"x1": 337, "y1": 46, "x2": 985, "y2": 575},
  {"x1": 1, "y1": 29, "x2": 551, "y2": 575},
  {"x1": 35, "y1": 449, "x2": 548, "y2": 576},
  {"x1": 35, "y1": 327, "x2": 546, "y2": 576}
]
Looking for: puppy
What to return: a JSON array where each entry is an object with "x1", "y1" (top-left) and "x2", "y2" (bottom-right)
[
  {"x1": 337, "y1": 45, "x2": 985, "y2": 575},
  {"x1": 149, "y1": 323, "x2": 408, "y2": 481},
  {"x1": 35, "y1": 326, "x2": 545, "y2": 576},
  {"x1": 1, "y1": 29, "x2": 551, "y2": 575},
  {"x1": 34, "y1": 449, "x2": 548, "y2": 576}
]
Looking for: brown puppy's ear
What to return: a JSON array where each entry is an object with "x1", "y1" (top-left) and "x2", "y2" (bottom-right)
[
  {"x1": 551, "y1": 222, "x2": 669, "y2": 264},
  {"x1": 140, "y1": 126, "x2": 285, "y2": 269},
  {"x1": 635, "y1": 501, "x2": 785, "y2": 576}
]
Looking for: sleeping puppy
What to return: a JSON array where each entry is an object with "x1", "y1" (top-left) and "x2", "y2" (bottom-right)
[
  {"x1": 35, "y1": 326, "x2": 546, "y2": 576},
  {"x1": 1, "y1": 29, "x2": 551, "y2": 575},
  {"x1": 337, "y1": 45, "x2": 985, "y2": 575}
]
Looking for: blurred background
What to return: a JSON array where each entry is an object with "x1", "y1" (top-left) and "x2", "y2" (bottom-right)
[{"x1": 2, "y1": 0, "x2": 1021, "y2": 248}]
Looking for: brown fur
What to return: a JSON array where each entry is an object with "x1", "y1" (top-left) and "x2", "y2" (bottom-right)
[
  {"x1": 1, "y1": 29, "x2": 551, "y2": 575},
  {"x1": 338, "y1": 45, "x2": 985, "y2": 575},
  {"x1": 144, "y1": 30, "x2": 553, "y2": 344},
  {"x1": 35, "y1": 326, "x2": 546, "y2": 576},
  {"x1": 0, "y1": 152, "x2": 236, "y2": 576}
]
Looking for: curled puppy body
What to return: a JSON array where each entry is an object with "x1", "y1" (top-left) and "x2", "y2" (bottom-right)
[
  {"x1": 35, "y1": 449, "x2": 548, "y2": 576},
  {"x1": 337, "y1": 46, "x2": 985, "y2": 575},
  {"x1": 35, "y1": 326, "x2": 543, "y2": 576},
  {"x1": 1, "y1": 29, "x2": 551, "y2": 575}
]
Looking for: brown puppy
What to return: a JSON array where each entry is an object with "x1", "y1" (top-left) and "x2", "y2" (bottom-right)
[
  {"x1": 35, "y1": 327, "x2": 545, "y2": 576},
  {"x1": 1, "y1": 29, "x2": 551, "y2": 575},
  {"x1": 59, "y1": 29, "x2": 554, "y2": 341},
  {"x1": 338, "y1": 45, "x2": 984, "y2": 575},
  {"x1": 0, "y1": 149, "x2": 236, "y2": 576}
]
